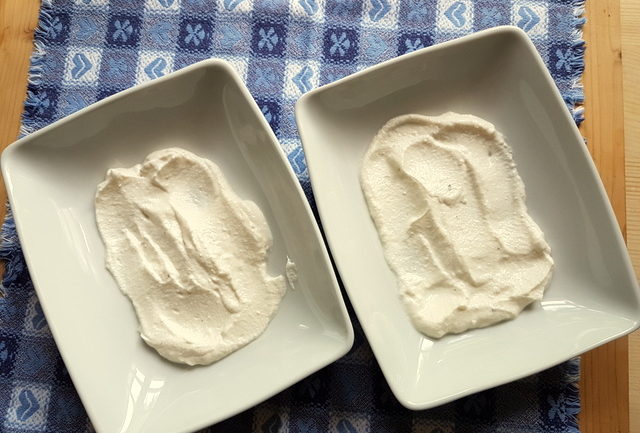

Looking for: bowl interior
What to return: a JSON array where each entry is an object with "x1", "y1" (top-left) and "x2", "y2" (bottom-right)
[
  {"x1": 3, "y1": 61, "x2": 352, "y2": 433},
  {"x1": 296, "y1": 27, "x2": 640, "y2": 408}
]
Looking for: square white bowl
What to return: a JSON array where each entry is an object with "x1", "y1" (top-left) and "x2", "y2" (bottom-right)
[
  {"x1": 2, "y1": 60, "x2": 353, "y2": 433},
  {"x1": 296, "y1": 26, "x2": 640, "y2": 409}
]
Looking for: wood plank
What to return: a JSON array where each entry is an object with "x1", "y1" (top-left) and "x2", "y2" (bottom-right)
[
  {"x1": 620, "y1": 0, "x2": 640, "y2": 431},
  {"x1": 0, "y1": 0, "x2": 40, "y2": 214},
  {"x1": 579, "y1": 0, "x2": 630, "y2": 432}
]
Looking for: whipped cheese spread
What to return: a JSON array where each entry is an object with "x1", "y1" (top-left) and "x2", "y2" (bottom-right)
[
  {"x1": 360, "y1": 113, "x2": 553, "y2": 338},
  {"x1": 96, "y1": 148, "x2": 286, "y2": 365},
  {"x1": 285, "y1": 258, "x2": 298, "y2": 290}
]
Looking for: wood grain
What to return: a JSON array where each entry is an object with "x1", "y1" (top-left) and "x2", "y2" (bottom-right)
[
  {"x1": 579, "y1": 0, "x2": 630, "y2": 432},
  {"x1": 620, "y1": 0, "x2": 640, "y2": 431},
  {"x1": 0, "y1": 0, "x2": 40, "y2": 221},
  {"x1": 0, "y1": 0, "x2": 636, "y2": 431}
]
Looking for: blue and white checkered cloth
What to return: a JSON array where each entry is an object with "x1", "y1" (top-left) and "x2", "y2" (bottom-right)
[{"x1": 1, "y1": 0, "x2": 585, "y2": 431}]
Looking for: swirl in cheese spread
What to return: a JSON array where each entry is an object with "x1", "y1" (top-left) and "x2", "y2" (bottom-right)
[
  {"x1": 360, "y1": 113, "x2": 553, "y2": 338},
  {"x1": 95, "y1": 148, "x2": 286, "y2": 365}
]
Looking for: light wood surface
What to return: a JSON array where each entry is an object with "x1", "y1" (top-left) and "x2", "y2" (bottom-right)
[
  {"x1": 0, "y1": 0, "x2": 636, "y2": 431},
  {"x1": 0, "y1": 0, "x2": 40, "y2": 211},
  {"x1": 579, "y1": 0, "x2": 630, "y2": 432},
  {"x1": 620, "y1": 0, "x2": 640, "y2": 431}
]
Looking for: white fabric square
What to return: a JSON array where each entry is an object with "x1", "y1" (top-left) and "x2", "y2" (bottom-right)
[
  {"x1": 289, "y1": 0, "x2": 326, "y2": 23},
  {"x1": 283, "y1": 60, "x2": 320, "y2": 98},
  {"x1": 280, "y1": 137, "x2": 300, "y2": 155},
  {"x1": 4, "y1": 384, "x2": 51, "y2": 431},
  {"x1": 218, "y1": 0, "x2": 254, "y2": 13},
  {"x1": 437, "y1": 0, "x2": 473, "y2": 32},
  {"x1": 136, "y1": 51, "x2": 174, "y2": 83},
  {"x1": 63, "y1": 47, "x2": 103, "y2": 85},
  {"x1": 145, "y1": 0, "x2": 181, "y2": 12},
  {"x1": 73, "y1": 0, "x2": 109, "y2": 7},
  {"x1": 512, "y1": 1, "x2": 548, "y2": 37},
  {"x1": 22, "y1": 295, "x2": 50, "y2": 336},
  {"x1": 224, "y1": 56, "x2": 250, "y2": 81},
  {"x1": 329, "y1": 413, "x2": 370, "y2": 433}
]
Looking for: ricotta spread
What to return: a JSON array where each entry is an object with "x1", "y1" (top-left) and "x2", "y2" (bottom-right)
[
  {"x1": 96, "y1": 148, "x2": 286, "y2": 365},
  {"x1": 285, "y1": 258, "x2": 298, "y2": 290},
  {"x1": 360, "y1": 113, "x2": 553, "y2": 338}
]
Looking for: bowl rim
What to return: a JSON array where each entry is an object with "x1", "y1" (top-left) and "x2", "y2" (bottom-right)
[
  {"x1": 295, "y1": 25, "x2": 640, "y2": 410},
  {"x1": 1, "y1": 58, "x2": 355, "y2": 432}
]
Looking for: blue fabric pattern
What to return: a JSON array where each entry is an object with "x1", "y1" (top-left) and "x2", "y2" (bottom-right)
[{"x1": 1, "y1": 0, "x2": 585, "y2": 431}]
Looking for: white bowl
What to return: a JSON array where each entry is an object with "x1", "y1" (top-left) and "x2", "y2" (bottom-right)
[
  {"x1": 2, "y1": 59, "x2": 353, "y2": 433},
  {"x1": 296, "y1": 26, "x2": 640, "y2": 409}
]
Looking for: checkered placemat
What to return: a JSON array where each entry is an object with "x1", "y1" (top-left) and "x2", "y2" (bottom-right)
[{"x1": 1, "y1": 0, "x2": 585, "y2": 431}]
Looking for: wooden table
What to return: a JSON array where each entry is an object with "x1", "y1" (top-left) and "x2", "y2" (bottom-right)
[
  {"x1": 1, "y1": 0, "x2": 638, "y2": 431},
  {"x1": 579, "y1": 1, "x2": 637, "y2": 432}
]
